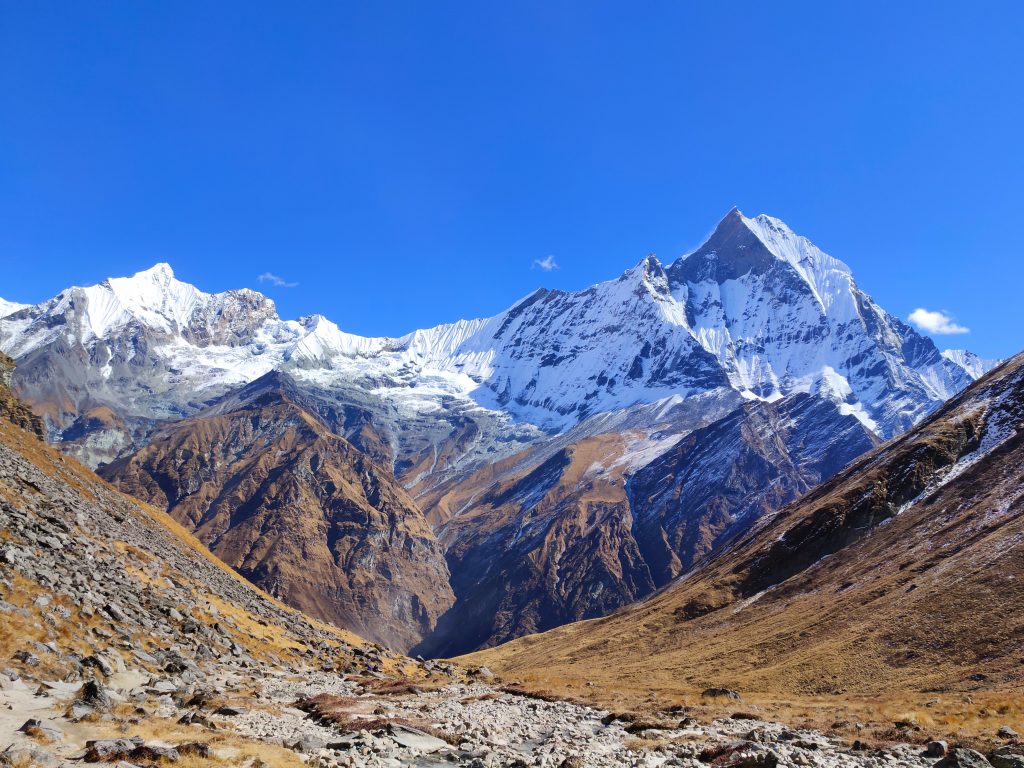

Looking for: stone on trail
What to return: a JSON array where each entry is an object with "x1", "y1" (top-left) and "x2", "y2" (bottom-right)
[
  {"x1": 387, "y1": 723, "x2": 448, "y2": 753},
  {"x1": 702, "y1": 687, "x2": 741, "y2": 700},
  {"x1": 936, "y1": 748, "x2": 994, "y2": 768},
  {"x1": 926, "y1": 741, "x2": 949, "y2": 758},
  {"x1": 990, "y1": 747, "x2": 1024, "y2": 768}
]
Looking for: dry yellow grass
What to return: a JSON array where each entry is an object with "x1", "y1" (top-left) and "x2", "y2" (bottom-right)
[
  {"x1": 475, "y1": 668, "x2": 1024, "y2": 749},
  {"x1": 92, "y1": 717, "x2": 306, "y2": 768}
]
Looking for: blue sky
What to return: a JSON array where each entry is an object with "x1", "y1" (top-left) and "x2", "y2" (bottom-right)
[{"x1": 1, "y1": 2, "x2": 1021, "y2": 358}]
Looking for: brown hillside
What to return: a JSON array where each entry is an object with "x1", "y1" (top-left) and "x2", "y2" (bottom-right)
[{"x1": 101, "y1": 382, "x2": 454, "y2": 651}]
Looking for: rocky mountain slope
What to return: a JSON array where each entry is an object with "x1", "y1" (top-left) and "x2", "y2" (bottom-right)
[
  {"x1": 0, "y1": 209, "x2": 996, "y2": 655},
  {"x1": 99, "y1": 372, "x2": 454, "y2": 652},
  {"x1": 468, "y1": 352, "x2": 1024, "y2": 698}
]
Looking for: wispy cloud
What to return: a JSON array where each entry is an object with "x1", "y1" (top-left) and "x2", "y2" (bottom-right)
[
  {"x1": 908, "y1": 307, "x2": 970, "y2": 335},
  {"x1": 532, "y1": 255, "x2": 559, "y2": 272},
  {"x1": 257, "y1": 272, "x2": 298, "y2": 288}
]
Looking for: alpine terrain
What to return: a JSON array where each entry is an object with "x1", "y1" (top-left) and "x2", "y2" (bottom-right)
[{"x1": 0, "y1": 209, "x2": 997, "y2": 653}]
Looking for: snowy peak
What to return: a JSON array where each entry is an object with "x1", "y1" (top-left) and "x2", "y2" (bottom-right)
[
  {"x1": 100, "y1": 262, "x2": 205, "y2": 335},
  {"x1": 670, "y1": 207, "x2": 779, "y2": 284},
  {"x1": 0, "y1": 298, "x2": 29, "y2": 319},
  {"x1": 670, "y1": 208, "x2": 855, "y2": 315},
  {"x1": 942, "y1": 349, "x2": 1000, "y2": 380}
]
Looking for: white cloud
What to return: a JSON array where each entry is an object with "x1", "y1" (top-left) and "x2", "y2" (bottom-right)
[
  {"x1": 908, "y1": 307, "x2": 970, "y2": 335},
  {"x1": 257, "y1": 272, "x2": 298, "y2": 288},
  {"x1": 532, "y1": 255, "x2": 559, "y2": 272}
]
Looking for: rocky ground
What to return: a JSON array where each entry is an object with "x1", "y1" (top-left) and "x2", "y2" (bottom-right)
[
  {"x1": 5, "y1": 664, "x2": 1024, "y2": 768},
  {"x1": 1, "y1": 375, "x2": 1022, "y2": 768}
]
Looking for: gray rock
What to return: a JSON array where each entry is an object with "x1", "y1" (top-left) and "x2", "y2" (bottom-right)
[
  {"x1": 990, "y1": 747, "x2": 1024, "y2": 768},
  {"x1": 83, "y1": 654, "x2": 114, "y2": 676},
  {"x1": 936, "y1": 748, "x2": 994, "y2": 768},
  {"x1": 288, "y1": 735, "x2": 325, "y2": 754},
  {"x1": 926, "y1": 741, "x2": 949, "y2": 757},
  {"x1": 75, "y1": 679, "x2": 113, "y2": 712},
  {"x1": 12, "y1": 649, "x2": 40, "y2": 666},
  {"x1": 84, "y1": 737, "x2": 144, "y2": 762},
  {"x1": 0, "y1": 743, "x2": 59, "y2": 768},
  {"x1": 999, "y1": 726, "x2": 1020, "y2": 740},
  {"x1": 103, "y1": 602, "x2": 127, "y2": 622},
  {"x1": 17, "y1": 719, "x2": 63, "y2": 744},
  {"x1": 387, "y1": 723, "x2": 448, "y2": 753},
  {"x1": 214, "y1": 704, "x2": 250, "y2": 716}
]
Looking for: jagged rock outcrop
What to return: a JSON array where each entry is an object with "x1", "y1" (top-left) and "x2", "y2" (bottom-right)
[{"x1": 0, "y1": 353, "x2": 44, "y2": 439}]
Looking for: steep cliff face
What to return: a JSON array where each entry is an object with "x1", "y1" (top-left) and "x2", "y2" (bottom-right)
[
  {"x1": 627, "y1": 392, "x2": 879, "y2": 586},
  {"x1": 101, "y1": 376, "x2": 454, "y2": 652},
  {"x1": 417, "y1": 393, "x2": 877, "y2": 657}
]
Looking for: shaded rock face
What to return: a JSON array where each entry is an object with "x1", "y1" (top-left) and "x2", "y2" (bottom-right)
[
  {"x1": 421, "y1": 438, "x2": 653, "y2": 657},
  {"x1": 101, "y1": 379, "x2": 454, "y2": 652},
  {"x1": 0, "y1": 353, "x2": 45, "y2": 440},
  {"x1": 417, "y1": 394, "x2": 877, "y2": 657},
  {"x1": 628, "y1": 392, "x2": 880, "y2": 586}
]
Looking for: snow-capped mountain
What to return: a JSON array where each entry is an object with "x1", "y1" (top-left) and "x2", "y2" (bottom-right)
[
  {"x1": 941, "y1": 348, "x2": 999, "y2": 380},
  {"x1": 0, "y1": 209, "x2": 986, "y2": 471}
]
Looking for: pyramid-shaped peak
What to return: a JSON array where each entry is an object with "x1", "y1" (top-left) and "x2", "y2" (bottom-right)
[{"x1": 130, "y1": 263, "x2": 176, "y2": 281}]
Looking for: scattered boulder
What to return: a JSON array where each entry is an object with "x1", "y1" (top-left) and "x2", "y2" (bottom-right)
[
  {"x1": 936, "y1": 747, "x2": 994, "y2": 768},
  {"x1": 74, "y1": 679, "x2": 113, "y2": 712},
  {"x1": 999, "y1": 726, "x2": 1020, "y2": 740},
  {"x1": 214, "y1": 704, "x2": 250, "y2": 716},
  {"x1": 700, "y1": 741, "x2": 778, "y2": 768},
  {"x1": 0, "y1": 743, "x2": 58, "y2": 768},
  {"x1": 84, "y1": 737, "x2": 144, "y2": 762},
  {"x1": 387, "y1": 723, "x2": 448, "y2": 753},
  {"x1": 926, "y1": 741, "x2": 950, "y2": 758},
  {"x1": 990, "y1": 747, "x2": 1024, "y2": 768},
  {"x1": 287, "y1": 735, "x2": 325, "y2": 754},
  {"x1": 17, "y1": 718, "x2": 63, "y2": 744},
  {"x1": 176, "y1": 742, "x2": 212, "y2": 759}
]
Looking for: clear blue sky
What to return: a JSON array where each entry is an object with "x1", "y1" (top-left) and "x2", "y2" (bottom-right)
[{"x1": 1, "y1": 2, "x2": 1021, "y2": 358}]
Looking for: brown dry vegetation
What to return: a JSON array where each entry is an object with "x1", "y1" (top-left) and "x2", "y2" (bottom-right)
[{"x1": 295, "y1": 693, "x2": 463, "y2": 745}]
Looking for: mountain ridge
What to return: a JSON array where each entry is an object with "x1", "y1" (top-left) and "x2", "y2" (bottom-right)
[{"x1": 0, "y1": 209, "x2": 990, "y2": 470}]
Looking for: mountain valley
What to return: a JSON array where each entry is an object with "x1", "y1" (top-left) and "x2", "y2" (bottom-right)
[{"x1": 0, "y1": 209, "x2": 1000, "y2": 656}]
